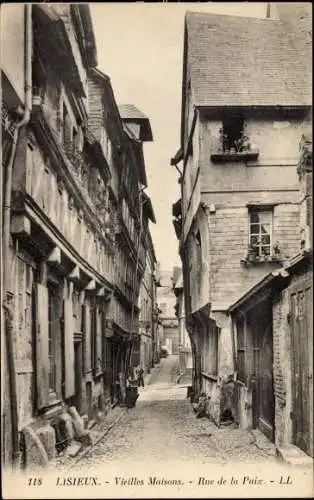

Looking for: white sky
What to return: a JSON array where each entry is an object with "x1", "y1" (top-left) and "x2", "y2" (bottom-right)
[{"x1": 90, "y1": 2, "x2": 267, "y2": 270}]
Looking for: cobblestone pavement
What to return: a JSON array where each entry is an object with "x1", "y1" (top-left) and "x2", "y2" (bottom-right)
[{"x1": 61, "y1": 355, "x2": 276, "y2": 472}]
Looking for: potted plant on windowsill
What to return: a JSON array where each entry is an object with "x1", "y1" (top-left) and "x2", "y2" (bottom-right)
[{"x1": 247, "y1": 242, "x2": 259, "y2": 262}]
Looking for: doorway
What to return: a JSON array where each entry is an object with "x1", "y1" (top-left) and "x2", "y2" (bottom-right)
[
  {"x1": 290, "y1": 278, "x2": 313, "y2": 457},
  {"x1": 250, "y1": 301, "x2": 275, "y2": 441},
  {"x1": 74, "y1": 340, "x2": 83, "y2": 414}
]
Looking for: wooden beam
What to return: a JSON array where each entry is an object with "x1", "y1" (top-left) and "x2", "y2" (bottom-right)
[
  {"x1": 68, "y1": 265, "x2": 80, "y2": 282},
  {"x1": 47, "y1": 246, "x2": 61, "y2": 264},
  {"x1": 11, "y1": 214, "x2": 31, "y2": 236},
  {"x1": 85, "y1": 279, "x2": 96, "y2": 291},
  {"x1": 79, "y1": 290, "x2": 85, "y2": 305}
]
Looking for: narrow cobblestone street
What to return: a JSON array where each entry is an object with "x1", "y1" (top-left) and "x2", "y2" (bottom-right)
[{"x1": 63, "y1": 355, "x2": 276, "y2": 471}]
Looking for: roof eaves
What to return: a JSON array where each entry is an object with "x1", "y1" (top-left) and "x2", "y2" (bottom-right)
[
  {"x1": 180, "y1": 16, "x2": 189, "y2": 150},
  {"x1": 228, "y1": 268, "x2": 290, "y2": 313},
  {"x1": 79, "y1": 5, "x2": 98, "y2": 67},
  {"x1": 142, "y1": 193, "x2": 156, "y2": 224}
]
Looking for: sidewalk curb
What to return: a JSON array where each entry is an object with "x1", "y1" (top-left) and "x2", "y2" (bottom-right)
[{"x1": 64, "y1": 407, "x2": 126, "y2": 472}]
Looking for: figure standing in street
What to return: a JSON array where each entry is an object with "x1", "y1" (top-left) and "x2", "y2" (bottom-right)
[
  {"x1": 137, "y1": 366, "x2": 145, "y2": 388},
  {"x1": 118, "y1": 372, "x2": 126, "y2": 406}
]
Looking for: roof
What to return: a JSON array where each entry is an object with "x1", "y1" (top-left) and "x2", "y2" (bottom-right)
[
  {"x1": 118, "y1": 104, "x2": 153, "y2": 142},
  {"x1": 122, "y1": 126, "x2": 148, "y2": 186},
  {"x1": 119, "y1": 104, "x2": 149, "y2": 121},
  {"x1": 184, "y1": 10, "x2": 312, "y2": 108},
  {"x1": 78, "y1": 5, "x2": 98, "y2": 67},
  {"x1": 228, "y1": 251, "x2": 312, "y2": 313},
  {"x1": 172, "y1": 198, "x2": 182, "y2": 218},
  {"x1": 90, "y1": 68, "x2": 125, "y2": 140},
  {"x1": 142, "y1": 192, "x2": 156, "y2": 224},
  {"x1": 174, "y1": 271, "x2": 183, "y2": 290}
]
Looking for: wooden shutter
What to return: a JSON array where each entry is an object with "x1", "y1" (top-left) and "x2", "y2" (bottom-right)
[
  {"x1": 83, "y1": 305, "x2": 91, "y2": 373},
  {"x1": 64, "y1": 283, "x2": 75, "y2": 398},
  {"x1": 36, "y1": 283, "x2": 49, "y2": 409}
]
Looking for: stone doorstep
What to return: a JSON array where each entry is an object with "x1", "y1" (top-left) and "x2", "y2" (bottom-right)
[
  {"x1": 276, "y1": 444, "x2": 313, "y2": 467},
  {"x1": 66, "y1": 441, "x2": 83, "y2": 458}
]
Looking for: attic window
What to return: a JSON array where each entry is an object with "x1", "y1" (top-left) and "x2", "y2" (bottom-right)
[
  {"x1": 212, "y1": 115, "x2": 259, "y2": 163},
  {"x1": 222, "y1": 114, "x2": 245, "y2": 153}
]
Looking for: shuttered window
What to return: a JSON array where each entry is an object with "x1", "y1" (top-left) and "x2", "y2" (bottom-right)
[
  {"x1": 63, "y1": 283, "x2": 75, "y2": 399},
  {"x1": 36, "y1": 283, "x2": 49, "y2": 409}
]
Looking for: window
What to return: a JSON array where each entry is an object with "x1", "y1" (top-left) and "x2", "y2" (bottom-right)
[
  {"x1": 249, "y1": 210, "x2": 273, "y2": 258},
  {"x1": 62, "y1": 103, "x2": 72, "y2": 145},
  {"x1": 195, "y1": 231, "x2": 202, "y2": 272},
  {"x1": 73, "y1": 127, "x2": 78, "y2": 149},
  {"x1": 221, "y1": 114, "x2": 245, "y2": 152},
  {"x1": 236, "y1": 316, "x2": 245, "y2": 383}
]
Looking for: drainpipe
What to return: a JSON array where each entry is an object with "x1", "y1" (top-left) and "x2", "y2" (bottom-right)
[{"x1": 2, "y1": 4, "x2": 32, "y2": 470}]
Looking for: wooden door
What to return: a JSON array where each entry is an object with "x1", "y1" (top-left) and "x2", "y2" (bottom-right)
[
  {"x1": 251, "y1": 301, "x2": 275, "y2": 441},
  {"x1": 74, "y1": 341, "x2": 83, "y2": 413},
  {"x1": 258, "y1": 305, "x2": 274, "y2": 441},
  {"x1": 290, "y1": 278, "x2": 313, "y2": 457}
]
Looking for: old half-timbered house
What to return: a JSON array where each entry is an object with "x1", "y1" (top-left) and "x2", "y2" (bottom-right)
[
  {"x1": 117, "y1": 104, "x2": 154, "y2": 383},
  {"x1": 1, "y1": 4, "x2": 32, "y2": 470},
  {"x1": 137, "y1": 207, "x2": 157, "y2": 376},
  {"x1": 2, "y1": 4, "x2": 123, "y2": 468}
]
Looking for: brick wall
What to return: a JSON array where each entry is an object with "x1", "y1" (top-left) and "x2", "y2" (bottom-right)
[
  {"x1": 207, "y1": 203, "x2": 301, "y2": 307},
  {"x1": 273, "y1": 204, "x2": 300, "y2": 260}
]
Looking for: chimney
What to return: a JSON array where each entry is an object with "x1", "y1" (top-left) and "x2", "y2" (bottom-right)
[
  {"x1": 266, "y1": 3, "x2": 279, "y2": 19},
  {"x1": 266, "y1": 3, "x2": 271, "y2": 18}
]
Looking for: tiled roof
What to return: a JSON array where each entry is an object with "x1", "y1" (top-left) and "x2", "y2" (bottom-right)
[
  {"x1": 142, "y1": 192, "x2": 156, "y2": 224},
  {"x1": 119, "y1": 104, "x2": 153, "y2": 142},
  {"x1": 185, "y1": 10, "x2": 311, "y2": 107},
  {"x1": 118, "y1": 104, "x2": 149, "y2": 120}
]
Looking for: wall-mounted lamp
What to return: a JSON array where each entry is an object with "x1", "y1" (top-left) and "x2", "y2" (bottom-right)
[{"x1": 209, "y1": 204, "x2": 216, "y2": 214}]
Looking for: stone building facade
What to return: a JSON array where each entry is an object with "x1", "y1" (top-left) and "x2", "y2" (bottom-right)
[
  {"x1": 171, "y1": 4, "x2": 311, "y2": 426},
  {"x1": 1, "y1": 4, "x2": 157, "y2": 470},
  {"x1": 157, "y1": 270, "x2": 180, "y2": 355},
  {"x1": 136, "y1": 224, "x2": 158, "y2": 376},
  {"x1": 173, "y1": 268, "x2": 192, "y2": 379},
  {"x1": 229, "y1": 130, "x2": 312, "y2": 459}
]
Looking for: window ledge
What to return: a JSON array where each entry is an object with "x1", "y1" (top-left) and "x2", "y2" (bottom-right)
[
  {"x1": 235, "y1": 379, "x2": 246, "y2": 387},
  {"x1": 211, "y1": 151, "x2": 259, "y2": 164},
  {"x1": 40, "y1": 399, "x2": 63, "y2": 418},
  {"x1": 240, "y1": 256, "x2": 282, "y2": 266},
  {"x1": 201, "y1": 372, "x2": 218, "y2": 381}
]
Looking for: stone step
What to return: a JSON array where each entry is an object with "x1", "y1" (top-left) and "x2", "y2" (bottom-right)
[
  {"x1": 276, "y1": 444, "x2": 313, "y2": 467},
  {"x1": 66, "y1": 441, "x2": 83, "y2": 458}
]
